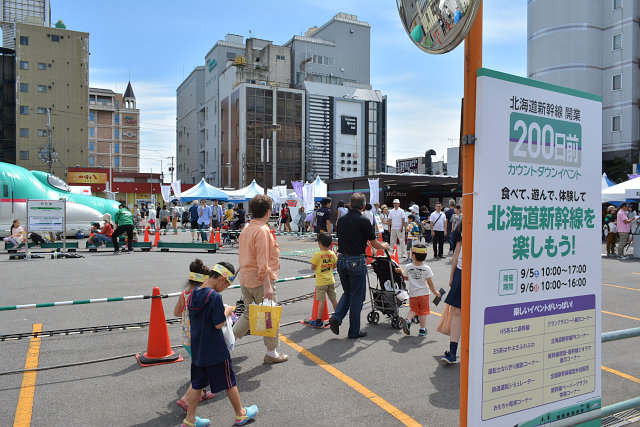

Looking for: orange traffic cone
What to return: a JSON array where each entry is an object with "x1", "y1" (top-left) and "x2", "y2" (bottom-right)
[
  {"x1": 214, "y1": 227, "x2": 222, "y2": 247},
  {"x1": 136, "y1": 287, "x2": 183, "y2": 367},
  {"x1": 309, "y1": 288, "x2": 330, "y2": 323},
  {"x1": 209, "y1": 227, "x2": 216, "y2": 244},
  {"x1": 143, "y1": 226, "x2": 150, "y2": 243},
  {"x1": 153, "y1": 228, "x2": 161, "y2": 247},
  {"x1": 392, "y1": 245, "x2": 399, "y2": 264},
  {"x1": 365, "y1": 243, "x2": 372, "y2": 264}
]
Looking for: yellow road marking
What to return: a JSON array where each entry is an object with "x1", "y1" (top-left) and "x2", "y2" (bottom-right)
[
  {"x1": 631, "y1": 272, "x2": 640, "y2": 275},
  {"x1": 13, "y1": 323, "x2": 43, "y2": 427},
  {"x1": 602, "y1": 310, "x2": 640, "y2": 322},
  {"x1": 602, "y1": 283, "x2": 640, "y2": 292},
  {"x1": 602, "y1": 366, "x2": 640, "y2": 385},
  {"x1": 280, "y1": 335, "x2": 422, "y2": 427}
]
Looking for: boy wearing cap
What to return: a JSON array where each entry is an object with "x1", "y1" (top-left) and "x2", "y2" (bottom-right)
[{"x1": 397, "y1": 244, "x2": 441, "y2": 336}]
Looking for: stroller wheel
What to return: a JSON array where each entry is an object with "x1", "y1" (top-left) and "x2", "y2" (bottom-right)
[
  {"x1": 367, "y1": 311, "x2": 380, "y2": 325},
  {"x1": 391, "y1": 315, "x2": 400, "y2": 329}
]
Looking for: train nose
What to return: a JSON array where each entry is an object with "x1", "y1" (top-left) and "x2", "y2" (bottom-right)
[{"x1": 66, "y1": 202, "x2": 104, "y2": 224}]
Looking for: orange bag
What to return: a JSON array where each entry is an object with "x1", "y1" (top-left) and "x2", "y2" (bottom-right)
[{"x1": 436, "y1": 303, "x2": 452, "y2": 336}]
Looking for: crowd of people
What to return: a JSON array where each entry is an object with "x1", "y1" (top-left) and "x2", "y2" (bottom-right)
[
  {"x1": 603, "y1": 202, "x2": 639, "y2": 259},
  {"x1": 171, "y1": 193, "x2": 464, "y2": 426}
]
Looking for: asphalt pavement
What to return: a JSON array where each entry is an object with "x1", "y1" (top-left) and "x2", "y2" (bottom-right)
[{"x1": 0, "y1": 231, "x2": 638, "y2": 426}]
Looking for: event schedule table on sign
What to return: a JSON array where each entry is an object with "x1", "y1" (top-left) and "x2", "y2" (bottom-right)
[
  {"x1": 481, "y1": 295, "x2": 596, "y2": 420},
  {"x1": 469, "y1": 69, "x2": 601, "y2": 426}
]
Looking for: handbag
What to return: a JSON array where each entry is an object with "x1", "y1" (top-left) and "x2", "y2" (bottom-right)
[
  {"x1": 248, "y1": 299, "x2": 282, "y2": 337},
  {"x1": 436, "y1": 303, "x2": 452, "y2": 336},
  {"x1": 222, "y1": 316, "x2": 235, "y2": 351}
]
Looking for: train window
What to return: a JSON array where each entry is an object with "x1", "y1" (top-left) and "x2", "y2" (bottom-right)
[
  {"x1": 47, "y1": 175, "x2": 70, "y2": 192},
  {"x1": 2, "y1": 184, "x2": 8, "y2": 198}
]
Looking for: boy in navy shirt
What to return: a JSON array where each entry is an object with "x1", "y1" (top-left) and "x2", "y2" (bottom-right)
[{"x1": 183, "y1": 261, "x2": 258, "y2": 427}]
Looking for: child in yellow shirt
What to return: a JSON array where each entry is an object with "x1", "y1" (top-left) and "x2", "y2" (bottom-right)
[{"x1": 308, "y1": 232, "x2": 338, "y2": 327}]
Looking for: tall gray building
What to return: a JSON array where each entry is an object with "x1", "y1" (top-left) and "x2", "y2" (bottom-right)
[
  {"x1": 176, "y1": 13, "x2": 387, "y2": 188},
  {"x1": 528, "y1": 0, "x2": 639, "y2": 167}
]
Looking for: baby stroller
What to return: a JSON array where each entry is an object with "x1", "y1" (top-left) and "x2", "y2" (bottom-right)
[{"x1": 366, "y1": 252, "x2": 408, "y2": 329}]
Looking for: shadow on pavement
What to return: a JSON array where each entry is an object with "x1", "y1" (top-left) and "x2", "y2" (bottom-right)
[{"x1": 427, "y1": 355, "x2": 461, "y2": 410}]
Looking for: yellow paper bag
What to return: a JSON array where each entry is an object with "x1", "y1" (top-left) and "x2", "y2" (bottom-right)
[{"x1": 249, "y1": 303, "x2": 282, "y2": 337}]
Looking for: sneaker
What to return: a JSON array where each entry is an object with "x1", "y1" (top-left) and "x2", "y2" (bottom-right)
[
  {"x1": 180, "y1": 416, "x2": 211, "y2": 427},
  {"x1": 329, "y1": 316, "x2": 340, "y2": 335},
  {"x1": 618, "y1": 255, "x2": 628, "y2": 259},
  {"x1": 419, "y1": 328, "x2": 428, "y2": 336},
  {"x1": 441, "y1": 351, "x2": 458, "y2": 365},
  {"x1": 263, "y1": 353, "x2": 289, "y2": 364},
  {"x1": 235, "y1": 404, "x2": 259, "y2": 425},
  {"x1": 400, "y1": 318, "x2": 410, "y2": 335},
  {"x1": 112, "y1": 250, "x2": 120, "y2": 255},
  {"x1": 308, "y1": 319, "x2": 324, "y2": 328}
]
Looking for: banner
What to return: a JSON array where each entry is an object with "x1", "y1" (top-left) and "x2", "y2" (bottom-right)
[
  {"x1": 68, "y1": 172, "x2": 107, "y2": 184},
  {"x1": 303, "y1": 183, "x2": 315, "y2": 214},
  {"x1": 469, "y1": 69, "x2": 602, "y2": 425},
  {"x1": 368, "y1": 178, "x2": 380, "y2": 205},
  {"x1": 160, "y1": 185, "x2": 172, "y2": 203},
  {"x1": 292, "y1": 181, "x2": 304, "y2": 199},
  {"x1": 171, "y1": 180, "x2": 182, "y2": 200}
]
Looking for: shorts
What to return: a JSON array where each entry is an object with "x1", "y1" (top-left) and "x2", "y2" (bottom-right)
[
  {"x1": 191, "y1": 220, "x2": 199, "y2": 230},
  {"x1": 191, "y1": 359, "x2": 236, "y2": 393},
  {"x1": 409, "y1": 295, "x2": 430, "y2": 316},
  {"x1": 315, "y1": 283, "x2": 337, "y2": 302}
]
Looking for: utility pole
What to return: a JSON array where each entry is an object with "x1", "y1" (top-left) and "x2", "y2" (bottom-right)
[
  {"x1": 38, "y1": 108, "x2": 57, "y2": 174},
  {"x1": 167, "y1": 156, "x2": 175, "y2": 182}
]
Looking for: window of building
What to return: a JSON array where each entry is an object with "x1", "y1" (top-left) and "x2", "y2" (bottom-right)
[
  {"x1": 612, "y1": 115, "x2": 621, "y2": 131},
  {"x1": 226, "y1": 51, "x2": 236, "y2": 60},
  {"x1": 276, "y1": 54, "x2": 286, "y2": 61},
  {"x1": 115, "y1": 129, "x2": 119, "y2": 138},
  {"x1": 612, "y1": 74, "x2": 621, "y2": 90},
  {"x1": 89, "y1": 127, "x2": 94, "y2": 137},
  {"x1": 89, "y1": 156, "x2": 95, "y2": 166},
  {"x1": 312, "y1": 55, "x2": 333, "y2": 65},
  {"x1": 613, "y1": 34, "x2": 622, "y2": 50},
  {"x1": 114, "y1": 157, "x2": 120, "y2": 167},
  {"x1": 19, "y1": 128, "x2": 29, "y2": 137},
  {"x1": 89, "y1": 111, "x2": 94, "y2": 121},
  {"x1": 19, "y1": 150, "x2": 29, "y2": 160},
  {"x1": 114, "y1": 113, "x2": 119, "y2": 124},
  {"x1": 38, "y1": 84, "x2": 47, "y2": 92},
  {"x1": 19, "y1": 36, "x2": 28, "y2": 46},
  {"x1": 20, "y1": 83, "x2": 28, "y2": 92},
  {"x1": 51, "y1": 34, "x2": 60, "y2": 42},
  {"x1": 38, "y1": 107, "x2": 47, "y2": 114},
  {"x1": 38, "y1": 129, "x2": 47, "y2": 137},
  {"x1": 19, "y1": 60, "x2": 28, "y2": 70},
  {"x1": 38, "y1": 62, "x2": 46, "y2": 70},
  {"x1": 114, "y1": 143, "x2": 119, "y2": 153},
  {"x1": 613, "y1": 0, "x2": 622, "y2": 10},
  {"x1": 20, "y1": 106, "x2": 29, "y2": 115},
  {"x1": 89, "y1": 141, "x2": 95, "y2": 151}
]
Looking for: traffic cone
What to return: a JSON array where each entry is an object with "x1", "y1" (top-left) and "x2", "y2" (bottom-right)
[
  {"x1": 136, "y1": 287, "x2": 183, "y2": 367},
  {"x1": 365, "y1": 243, "x2": 372, "y2": 265},
  {"x1": 143, "y1": 226, "x2": 150, "y2": 242},
  {"x1": 209, "y1": 227, "x2": 216, "y2": 244},
  {"x1": 309, "y1": 288, "x2": 330, "y2": 323},
  {"x1": 153, "y1": 228, "x2": 161, "y2": 247},
  {"x1": 214, "y1": 227, "x2": 222, "y2": 247},
  {"x1": 392, "y1": 245, "x2": 399, "y2": 264}
]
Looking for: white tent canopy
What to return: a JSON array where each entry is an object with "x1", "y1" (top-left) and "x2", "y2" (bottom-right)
[
  {"x1": 602, "y1": 176, "x2": 640, "y2": 202},
  {"x1": 225, "y1": 180, "x2": 264, "y2": 202}
]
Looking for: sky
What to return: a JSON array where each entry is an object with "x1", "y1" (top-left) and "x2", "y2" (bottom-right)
[{"x1": 50, "y1": 0, "x2": 527, "y2": 178}]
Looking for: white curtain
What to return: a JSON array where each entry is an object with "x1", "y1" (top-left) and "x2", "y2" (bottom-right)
[
  {"x1": 171, "y1": 180, "x2": 182, "y2": 200},
  {"x1": 161, "y1": 185, "x2": 172, "y2": 202}
]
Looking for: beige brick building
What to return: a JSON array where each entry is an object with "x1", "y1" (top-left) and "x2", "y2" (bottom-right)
[
  {"x1": 88, "y1": 83, "x2": 139, "y2": 173},
  {"x1": 10, "y1": 21, "x2": 89, "y2": 178}
]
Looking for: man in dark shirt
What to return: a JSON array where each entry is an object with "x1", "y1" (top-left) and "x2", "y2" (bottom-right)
[
  {"x1": 329, "y1": 193, "x2": 389, "y2": 339},
  {"x1": 315, "y1": 198, "x2": 332, "y2": 234}
]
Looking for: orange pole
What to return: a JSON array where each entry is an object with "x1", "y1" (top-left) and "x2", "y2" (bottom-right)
[{"x1": 460, "y1": 4, "x2": 482, "y2": 427}]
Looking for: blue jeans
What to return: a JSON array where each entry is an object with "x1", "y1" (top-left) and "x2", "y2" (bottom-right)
[
  {"x1": 198, "y1": 223, "x2": 208, "y2": 242},
  {"x1": 93, "y1": 234, "x2": 111, "y2": 245},
  {"x1": 333, "y1": 255, "x2": 368, "y2": 337}
]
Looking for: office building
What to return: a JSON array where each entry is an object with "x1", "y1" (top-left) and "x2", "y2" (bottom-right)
[
  {"x1": 5, "y1": 20, "x2": 89, "y2": 177},
  {"x1": 528, "y1": 0, "x2": 639, "y2": 167},
  {"x1": 0, "y1": 0, "x2": 51, "y2": 48},
  {"x1": 177, "y1": 13, "x2": 387, "y2": 188},
  {"x1": 88, "y1": 83, "x2": 140, "y2": 173}
]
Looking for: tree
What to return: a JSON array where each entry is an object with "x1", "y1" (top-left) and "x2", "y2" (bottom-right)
[{"x1": 604, "y1": 157, "x2": 632, "y2": 183}]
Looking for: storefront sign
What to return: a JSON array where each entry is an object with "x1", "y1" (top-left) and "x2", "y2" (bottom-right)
[
  {"x1": 68, "y1": 172, "x2": 107, "y2": 184},
  {"x1": 469, "y1": 69, "x2": 602, "y2": 425},
  {"x1": 341, "y1": 116, "x2": 357, "y2": 135}
]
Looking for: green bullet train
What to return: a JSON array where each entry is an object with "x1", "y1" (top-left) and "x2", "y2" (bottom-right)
[{"x1": 1, "y1": 161, "x2": 120, "y2": 235}]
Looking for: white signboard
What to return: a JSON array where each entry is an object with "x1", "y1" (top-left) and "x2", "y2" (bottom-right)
[
  {"x1": 27, "y1": 200, "x2": 65, "y2": 232},
  {"x1": 469, "y1": 69, "x2": 602, "y2": 425},
  {"x1": 624, "y1": 189, "x2": 640, "y2": 200}
]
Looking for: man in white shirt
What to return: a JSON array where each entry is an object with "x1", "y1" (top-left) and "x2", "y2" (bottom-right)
[
  {"x1": 430, "y1": 202, "x2": 447, "y2": 258},
  {"x1": 389, "y1": 199, "x2": 407, "y2": 259}
]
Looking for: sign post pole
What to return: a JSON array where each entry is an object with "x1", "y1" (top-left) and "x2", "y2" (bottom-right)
[
  {"x1": 62, "y1": 200, "x2": 67, "y2": 253},
  {"x1": 460, "y1": 3, "x2": 482, "y2": 426},
  {"x1": 25, "y1": 199, "x2": 30, "y2": 260}
]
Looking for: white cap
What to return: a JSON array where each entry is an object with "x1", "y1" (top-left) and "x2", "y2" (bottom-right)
[{"x1": 393, "y1": 199, "x2": 400, "y2": 204}]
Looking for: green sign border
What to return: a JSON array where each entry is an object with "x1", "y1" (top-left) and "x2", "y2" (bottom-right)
[{"x1": 477, "y1": 68, "x2": 602, "y2": 102}]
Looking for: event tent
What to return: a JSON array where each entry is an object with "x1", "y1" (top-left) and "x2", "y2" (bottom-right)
[
  {"x1": 602, "y1": 176, "x2": 640, "y2": 203},
  {"x1": 225, "y1": 180, "x2": 263, "y2": 202},
  {"x1": 602, "y1": 173, "x2": 615, "y2": 190},
  {"x1": 179, "y1": 178, "x2": 229, "y2": 202},
  {"x1": 311, "y1": 176, "x2": 327, "y2": 201}
]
